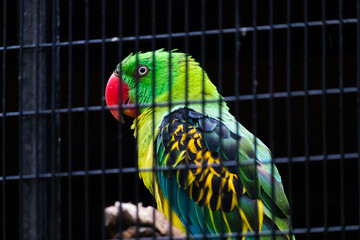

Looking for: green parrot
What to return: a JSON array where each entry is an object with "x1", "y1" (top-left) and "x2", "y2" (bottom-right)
[{"x1": 105, "y1": 49, "x2": 294, "y2": 240}]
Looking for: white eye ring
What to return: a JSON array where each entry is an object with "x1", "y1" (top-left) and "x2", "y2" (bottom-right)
[
  {"x1": 114, "y1": 69, "x2": 120, "y2": 77},
  {"x1": 138, "y1": 66, "x2": 148, "y2": 76}
]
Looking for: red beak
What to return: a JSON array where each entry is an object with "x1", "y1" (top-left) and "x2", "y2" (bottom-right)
[{"x1": 105, "y1": 73, "x2": 140, "y2": 123}]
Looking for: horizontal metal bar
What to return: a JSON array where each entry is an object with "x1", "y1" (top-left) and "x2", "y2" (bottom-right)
[
  {"x1": 225, "y1": 87, "x2": 358, "y2": 101},
  {"x1": 34, "y1": 223, "x2": 357, "y2": 240},
  {"x1": 189, "y1": 224, "x2": 360, "y2": 238},
  {"x1": 0, "y1": 18, "x2": 358, "y2": 52},
  {"x1": 116, "y1": 223, "x2": 360, "y2": 240},
  {"x1": 0, "y1": 152, "x2": 358, "y2": 182},
  {"x1": 0, "y1": 86, "x2": 357, "y2": 118},
  {"x1": 275, "y1": 152, "x2": 359, "y2": 164},
  {"x1": 293, "y1": 224, "x2": 360, "y2": 234}
]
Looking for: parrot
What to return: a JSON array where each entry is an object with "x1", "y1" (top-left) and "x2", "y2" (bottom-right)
[{"x1": 105, "y1": 49, "x2": 294, "y2": 240}]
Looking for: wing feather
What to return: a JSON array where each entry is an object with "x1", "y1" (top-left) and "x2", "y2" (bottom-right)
[{"x1": 156, "y1": 108, "x2": 293, "y2": 239}]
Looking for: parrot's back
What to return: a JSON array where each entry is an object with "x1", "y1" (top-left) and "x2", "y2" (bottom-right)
[{"x1": 155, "y1": 108, "x2": 294, "y2": 240}]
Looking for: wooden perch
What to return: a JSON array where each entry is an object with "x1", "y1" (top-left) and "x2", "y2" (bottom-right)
[{"x1": 105, "y1": 201, "x2": 185, "y2": 239}]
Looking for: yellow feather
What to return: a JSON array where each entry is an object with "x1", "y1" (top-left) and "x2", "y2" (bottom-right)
[
  {"x1": 204, "y1": 178, "x2": 214, "y2": 205},
  {"x1": 189, "y1": 184, "x2": 194, "y2": 199},
  {"x1": 238, "y1": 200, "x2": 264, "y2": 233},
  {"x1": 180, "y1": 133, "x2": 186, "y2": 145},
  {"x1": 188, "y1": 138, "x2": 197, "y2": 153},
  {"x1": 204, "y1": 151, "x2": 211, "y2": 159},
  {"x1": 198, "y1": 168, "x2": 209, "y2": 182},
  {"x1": 221, "y1": 178, "x2": 227, "y2": 190},
  {"x1": 196, "y1": 188, "x2": 204, "y2": 202},
  {"x1": 194, "y1": 133, "x2": 201, "y2": 139},
  {"x1": 170, "y1": 141, "x2": 179, "y2": 151},
  {"x1": 221, "y1": 211, "x2": 231, "y2": 233},
  {"x1": 257, "y1": 200, "x2": 264, "y2": 232},
  {"x1": 196, "y1": 150, "x2": 203, "y2": 160},
  {"x1": 174, "y1": 124, "x2": 183, "y2": 135},
  {"x1": 172, "y1": 150, "x2": 185, "y2": 166},
  {"x1": 208, "y1": 206, "x2": 218, "y2": 233},
  {"x1": 204, "y1": 172, "x2": 213, "y2": 189},
  {"x1": 155, "y1": 183, "x2": 185, "y2": 233},
  {"x1": 209, "y1": 166, "x2": 221, "y2": 177},
  {"x1": 194, "y1": 164, "x2": 202, "y2": 175},
  {"x1": 239, "y1": 209, "x2": 252, "y2": 232},
  {"x1": 216, "y1": 195, "x2": 222, "y2": 210},
  {"x1": 228, "y1": 174, "x2": 235, "y2": 192},
  {"x1": 188, "y1": 127, "x2": 197, "y2": 135},
  {"x1": 230, "y1": 192, "x2": 237, "y2": 211},
  {"x1": 241, "y1": 225, "x2": 248, "y2": 240},
  {"x1": 187, "y1": 170, "x2": 195, "y2": 187},
  {"x1": 196, "y1": 138, "x2": 202, "y2": 148},
  {"x1": 138, "y1": 141, "x2": 156, "y2": 194}
]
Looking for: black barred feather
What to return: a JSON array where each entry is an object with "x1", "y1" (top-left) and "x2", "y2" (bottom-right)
[
  {"x1": 156, "y1": 108, "x2": 293, "y2": 239},
  {"x1": 158, "y1": 108, "x2": 244, "y2": 212}
]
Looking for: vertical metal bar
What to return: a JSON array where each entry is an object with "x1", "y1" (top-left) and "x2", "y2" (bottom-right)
[
  {"x1": 234, "y1": 0, "x2": 241, "y2": 238},
  {"x1": 167, "y1": 0, "x2": 172, "y2": 112},
  {"x1": 50, "y1": 1, "x2": 61, "y2": 239},
  {"x1": 268, "y1": 0, "x2": 276, "y2": 238},
  {"x1": 268, "y1": 0, "x2": 274, "y2": 151},
  {"x1": 134, "y1": 0, "x2": 140, "y2": 238},
  {"x1": 217, "y1": 0, "x2": 223, "y2": 98},
  {"x1": 167, "y1": 1, "x2": 173, "y2": 237},
  {"x1": 201, "y1": 0, "x2": 206, "y2": 119},
  {"x1": 357, "y1": 1, "x2": 360, "y2": 239},
  {"x1": 151, "y1": 0, "x2": 157, "y2": 237},
  {"x1": 67, "y1": 0, "x2": 73, "y2": 239},
  {"x1": 21, "y1": 0, "x2": 48, "y2": 239},
  {"x1": 285, "y1": 0, "x2": 294, "y2": 238},
  {"x1": 184, "y1": 0, "x2": 190, "y2": 237},
  {"x1": 84, "y1": 0, "x2": 89, "y2": 239},
  {"x1": 321, "y1": 0, "x2": 328, "y2": 239},
  {"x1": 117, "y1": 0, "x2": 124, "y2": 237},
  {"x1": 251, "y1": 1, "x2": 259, "y2": 238},
  {"x1": 338, "y1": 1, "x2": 345, "y2": 239},
  {"x1": 51, "y1": 1, "x2": 56, "y2": 236},
  {"x1": 35, "y1": 0, "x2": 44, "y2": 238},
  {"x1": 1, "y1": 0, "x2": 7, "y2": 238},
  {"x1": 303, "y1": 1, "x2": 310, "y2": 239},
  {"x1": 200, "y1": 1, "x2": 207, "y2": 238},
  {"x1": 18, "y1": 0, "x2": 24, "y2": 238},
  {"x1": 217, "y1": 0, "x2": 225, "y2": 238},
  {"x1": 184, "y1": 0, "x2": 189, "y2": 111},
  {"x1": 184, "y1": 0, "x2": 189, "y2": 107},
  {"x1": 100, "y1": 0, "x2": 106, "y2": 239},
  {"x1": 167, "y1": 0, "x2": 172, "y2": 113}
]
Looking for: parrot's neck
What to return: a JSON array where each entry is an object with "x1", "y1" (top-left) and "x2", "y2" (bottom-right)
[{"x1": 130, "y1": 105, "x2": 168, "y2": 195}]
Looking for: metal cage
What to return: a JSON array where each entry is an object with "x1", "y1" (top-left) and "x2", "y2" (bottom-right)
[{"x1": 1, "y1": 0, "x2": 359, "y2": 239}]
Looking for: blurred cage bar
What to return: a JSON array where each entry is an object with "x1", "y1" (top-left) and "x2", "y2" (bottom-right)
[{"x1": 0, "y1": 0, "x2": 359, "y2": 240}]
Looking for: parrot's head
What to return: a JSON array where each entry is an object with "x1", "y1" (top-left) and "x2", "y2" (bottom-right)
[{"x1": 105, "y1": 49, "x2": 220, "y2": 122}]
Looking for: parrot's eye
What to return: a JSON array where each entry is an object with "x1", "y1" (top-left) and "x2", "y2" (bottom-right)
[
  {"x1": 114, "y1": 68, "x2": 120, "y2": 77},
  {"x1": 134, "y1": 65, "x2": 150, "y2": 78}
]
